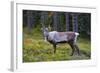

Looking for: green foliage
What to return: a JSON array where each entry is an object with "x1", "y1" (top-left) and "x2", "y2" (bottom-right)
[
  {"x1": 78, "y1": 13, "x2": 91, "y2": 36},
  {"x1": 78, "y1": 38, "x2": 91, "y2": 57},
  {"x1": 23, "y1": 10, "x2": 91, "y2": 62},
  {"x1": 58, "y1": 13, "x2": 66, "y2": 31},
  {"x1": 23, "y1": 10, "x2": 91, "y2": 38},
  {"x1": 23, "y1": 27, "x2": 91, "y2": 62}
]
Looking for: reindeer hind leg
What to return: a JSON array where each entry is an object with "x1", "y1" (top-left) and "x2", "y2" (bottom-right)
[
  {"x1": 68, "y1": 42, "x2": 75, "y2": 56},
  {"x1": 74, "y1": 44, "x2": 81, "y2": 56}
]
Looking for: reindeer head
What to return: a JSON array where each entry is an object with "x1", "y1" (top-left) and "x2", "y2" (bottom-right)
[{"x1": 41, "y1": 26, "x2": 49, "y2": 41}]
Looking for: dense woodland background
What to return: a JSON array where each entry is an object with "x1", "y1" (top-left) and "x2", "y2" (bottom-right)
[
  {"x1": 23, "y1": 10, "x2": 91, "y2": 37},
  {"x1": 23, "y1": 10, "x2": 91, "y2": 62}
]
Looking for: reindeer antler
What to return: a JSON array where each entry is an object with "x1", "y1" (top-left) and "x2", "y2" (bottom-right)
[{"x1": 41, "y1": 23, "x2": 45, "y2": 29}]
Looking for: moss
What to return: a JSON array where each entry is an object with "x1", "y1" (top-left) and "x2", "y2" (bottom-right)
[{"x1": 23, "y1": 27, "x2": 91, "y2": 62}]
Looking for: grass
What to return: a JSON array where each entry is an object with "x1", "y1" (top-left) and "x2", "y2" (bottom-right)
[{"x1": 23, "y1": 27, "x2": 91, "y2": 62}]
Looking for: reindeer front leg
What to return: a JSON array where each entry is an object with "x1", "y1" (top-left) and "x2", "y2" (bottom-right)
[{"x1": 53, "y1": 44, "x2": 57, "y2": 53}]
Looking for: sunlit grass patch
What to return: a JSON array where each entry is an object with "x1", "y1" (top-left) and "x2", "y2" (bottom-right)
[
  {"x1": 23, "y1": 28, "x2": 91, "y2": 62},
  {"x1": 78, "y1": 38, "x2": 91, "y2": 58}
]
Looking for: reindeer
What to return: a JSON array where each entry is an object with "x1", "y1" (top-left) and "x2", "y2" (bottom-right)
[{"x1": 41, "y1": 26, "x2": 80, "y2": 56}]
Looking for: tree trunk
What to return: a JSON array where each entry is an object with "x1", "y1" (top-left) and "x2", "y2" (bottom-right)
[
  {"x1": 65, "y1": 13, "x2": 70, "y2": 31},
  {"x1": 27, "y1": 10, "x2": 35, "y2": 31},
  {"x1": 53, "y1": 12, "x2": 58, "y2": 31},
  {"x1": 41, "y1": 11, "x2": 48, "y2": 27},
  {"x1": 72, "y1": 14, "x2": 78, "y2": 32}
]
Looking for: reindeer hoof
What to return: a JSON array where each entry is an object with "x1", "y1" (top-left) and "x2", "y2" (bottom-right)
[{"x1": 78, "y1": 53, "x2": 81, "y2": 56}]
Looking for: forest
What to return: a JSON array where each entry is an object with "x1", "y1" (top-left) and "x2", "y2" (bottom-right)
[{"x1": 23, "y1": 10, "x2": 91, "y2": 62}]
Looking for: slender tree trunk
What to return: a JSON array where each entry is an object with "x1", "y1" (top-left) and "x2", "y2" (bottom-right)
[
  {"x1": 27, "y1": 10, "x2": 35, "y2": 31},
  {"x1": 65, "y1": 13, "x2": 70, "y2": 31},
  {"x1": 53, "y1": 12, "x2": 58, "y2": 31},
  {"x1": 58, "y1": 13, "x2": 62, "y2": 31},
  {"x1": 41, "y1": 12, "x2": 45, "y2": 27},
  {"x1": 41, "y1": 11, "x2": 48, "y2": 27},
  {"x1": 72, "y1": 14, "x2": 78, "y2": 32}
]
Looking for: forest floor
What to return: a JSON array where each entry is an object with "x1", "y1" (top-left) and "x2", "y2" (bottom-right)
[{"x1": 23, "y1": 28, "x2": 91, "y2": 62}]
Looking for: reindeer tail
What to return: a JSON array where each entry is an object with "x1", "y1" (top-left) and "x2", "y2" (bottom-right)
[{"x1": 75, "y1": 32, "x2": 79, "y2": 36}]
